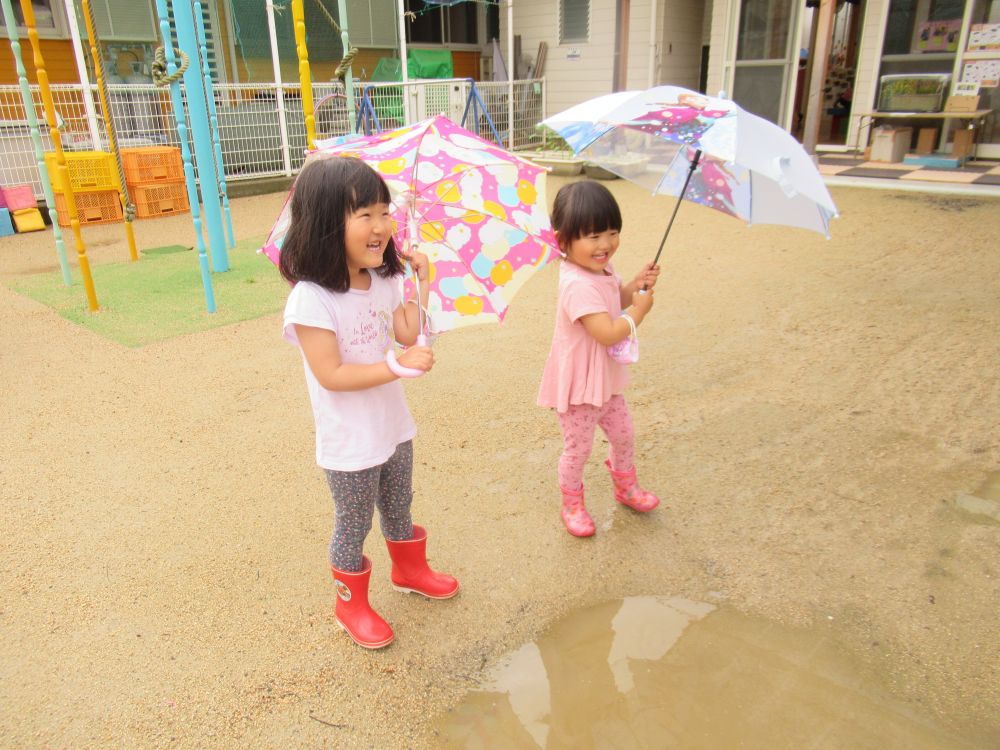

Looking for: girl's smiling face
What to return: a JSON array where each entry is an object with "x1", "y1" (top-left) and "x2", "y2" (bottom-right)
[
  {"x1": 344, "y1": 202, "x2": 393, "y2": 275},
  {"x1": 561, "y1": 228, "x2": 620, "y2": 274}
]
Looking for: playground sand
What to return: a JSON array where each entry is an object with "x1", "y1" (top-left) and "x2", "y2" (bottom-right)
[{"x1": 1, "y1": 181, "x2": 998, "y2": 748}]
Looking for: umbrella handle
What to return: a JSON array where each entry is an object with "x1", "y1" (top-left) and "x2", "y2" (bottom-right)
[{"x1": 386, "y1": 340, "x2": 428, "y2": 379}]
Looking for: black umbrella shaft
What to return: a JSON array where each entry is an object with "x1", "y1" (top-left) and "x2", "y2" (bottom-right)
[{"x1": 651, "y1": 148, "x2": 702, "y2": 268}]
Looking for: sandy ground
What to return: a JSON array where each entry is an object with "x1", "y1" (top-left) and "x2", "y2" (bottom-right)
[{"x1": 1, "y1": 179, "x2": 998, "y2": 749}]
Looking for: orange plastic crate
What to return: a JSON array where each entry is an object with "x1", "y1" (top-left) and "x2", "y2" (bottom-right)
[
  {"x1": 44, "y1": 151, "x2": 119, "y2": 193},
  {"x1": 121, "y1": 147, "x2": 184, "y2": 186},
  {"x1": 131, "y1": 181, "x2": 189, "y2": 219},
  {"x1": 54, "y1": 190, "x2": 123, "y2": 227}
]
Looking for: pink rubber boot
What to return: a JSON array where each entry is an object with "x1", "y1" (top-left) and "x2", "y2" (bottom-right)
[
  {"x1": 605, "y1": 460, "x2": 660, "y2": 512},
  {"x1": 560, "y1": 485, "x2": 596, "y2": 537}
]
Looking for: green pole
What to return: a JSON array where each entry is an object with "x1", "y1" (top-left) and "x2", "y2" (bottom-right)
[
  {"x1": 336, "y1": 0, "x2": 357, "y2": 134},
  {"x1": 2, "y1": 0, "x2": 73, "y2": 285}
]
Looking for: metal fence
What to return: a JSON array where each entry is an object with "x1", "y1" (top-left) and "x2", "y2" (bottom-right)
[{"x1": 0, "y1": 78, "x2": 546, "y2": 198}]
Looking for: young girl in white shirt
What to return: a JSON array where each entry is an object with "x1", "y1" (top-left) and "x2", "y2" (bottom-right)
[{"x1": 281, "y1": 157, "x2": 458, "y2": 650}]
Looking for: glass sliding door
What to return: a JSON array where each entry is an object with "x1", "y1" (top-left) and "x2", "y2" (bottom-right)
[
  {"x1": 732, "y1": 0, "x2": 801, "y2": 126},
  {"x1": 965, "y1": 0, "x2": 999, "y2": 156}
]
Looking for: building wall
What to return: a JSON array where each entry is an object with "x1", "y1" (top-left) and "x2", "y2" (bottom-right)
[
  {"x1": 706, "y1": 0, "x2": 732, "y2": 98},
  {"x1": 656, "y1": 0, "x2": 705, "y2": 90},
  {"x1": 626, "y1": 0, "x2": 654, "y2": 90},
  {"x1": 0, "y1": 39, "x2": 79, "y2": 85},
  {"x1": 508, "y1": 0, "x2": 616, "y2": 115},
  {"x1": 847, "y1": 0, "x2": 889, "y2": 148}
]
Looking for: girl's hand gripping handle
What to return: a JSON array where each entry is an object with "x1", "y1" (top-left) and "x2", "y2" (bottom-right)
[{"x1": 386, "y1": 336, "x2": 432, "y2": 378}]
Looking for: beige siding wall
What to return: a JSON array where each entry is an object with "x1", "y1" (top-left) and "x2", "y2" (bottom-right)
[
  {"x1": 847, "y1": 0, "x2": 890, "y2": 148},
  {"x1": 656, "y1": 0, "x2": 706, "y2": 90},
  {"x1": 507, "y1": 0, "x2": 617, "y2": 116},
  {"x1": 706, "y1": 0, "x2": 732, "y2": 96},
  {"x1": 626, "y1": 0, "x2": 654, "y2": 90}
]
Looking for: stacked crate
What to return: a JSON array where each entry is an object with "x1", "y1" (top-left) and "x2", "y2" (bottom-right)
[
  {"x1": 121, "y1": 147, "x2": 189, "y2": 219},
  {"x1": 43, "y1": 151, "x2": 123, "y2": 227}
]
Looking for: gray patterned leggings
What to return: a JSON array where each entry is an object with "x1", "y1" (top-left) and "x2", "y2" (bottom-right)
[{"x1": 323, "y1": 440, "x2": 415, "y2": 572}]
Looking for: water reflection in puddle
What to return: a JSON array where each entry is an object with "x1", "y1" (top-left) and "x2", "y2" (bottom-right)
[
  {"x1": 955, "y1": 469, "x2": 1000, "y2": 522},
  {"x1": 434, "y1": 597, "x2": 977, "y2": 749}
]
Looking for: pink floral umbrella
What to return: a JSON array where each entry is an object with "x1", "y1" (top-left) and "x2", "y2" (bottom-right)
[{"x1": 263, "y1": 115, "x2": 557, "y2": 336}]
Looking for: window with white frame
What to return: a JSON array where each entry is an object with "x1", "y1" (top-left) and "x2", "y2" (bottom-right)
[
  {"x1": 404, "y1": 0, "x2": 479, "y2": 45},
  {"x1": 2, "y1": 0, "x2": 67, "y2": 39},
  {"x1": 560, "y1": 0, "x2": 589, "y2": 44}
]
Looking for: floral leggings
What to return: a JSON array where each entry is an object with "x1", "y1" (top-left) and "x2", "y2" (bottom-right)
[
  {"x1": 557, "y1": 395, "x2": 635, "y2": 491},
  {"x1": 323, "y1": 440, "x2": 414, "y2": 572}
]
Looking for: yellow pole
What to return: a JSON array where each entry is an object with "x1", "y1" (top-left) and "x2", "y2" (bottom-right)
[
  {"x1": 291, "y1": 0, "x2": 316, "y2": 148},
  {"x1": 83, "y1": 0, "x2": 139, "y2": 260},
  {"x1": 20, "y1": 0, "x2": 99, "y2": 311},
  {"x1": 79, "y1": 0, "x2": 138, "y2": 261}
]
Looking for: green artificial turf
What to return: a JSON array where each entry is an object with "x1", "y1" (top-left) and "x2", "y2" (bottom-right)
[{"x1": 9, "y1": 236, "x2": 288, "y2": 348}]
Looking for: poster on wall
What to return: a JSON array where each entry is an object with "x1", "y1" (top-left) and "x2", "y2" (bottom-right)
[
  {"x1": 967, "y1": 23, "x2": 1000, "y2": 51},
  {"x1": 962, "y1": 59, "x2": 1000, "y2": 88},
  {"x1": 917, "y1": 19, "x2": 961, "y2": 52}
]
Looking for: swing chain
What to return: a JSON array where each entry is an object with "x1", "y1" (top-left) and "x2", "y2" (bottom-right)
[{"x1": 309, "y1": 0, "x2": 359, "y2": 82}]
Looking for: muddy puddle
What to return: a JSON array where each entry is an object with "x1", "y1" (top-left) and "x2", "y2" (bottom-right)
[{"x1": 433, "y1": 596, "x2": 979, "y2": 749}]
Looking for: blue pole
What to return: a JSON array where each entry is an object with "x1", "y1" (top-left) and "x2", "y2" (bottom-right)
[
  {"x1": 1, "y1": 0, "x2": 72, "y2": 286},
  {"x1": 154, "y1": 0, "x2": 216, "y2": 312},
  {"x1": 172, "y1": 0, "x2": 228, "y2": 272},
  {"x1": 193, "y1": 0, "x2": 234, "y2": 249}
]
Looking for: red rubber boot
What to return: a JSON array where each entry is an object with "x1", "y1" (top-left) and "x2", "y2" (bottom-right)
[
  {"x1": 331, "y1": 556, "x2": 394, "y2": 649},
  {"x1": 605, "y1": 459, "x2": 660, "y2": 512},
  {"x1": 385, "y1": 525, "x2": 459, "y2": 599}
]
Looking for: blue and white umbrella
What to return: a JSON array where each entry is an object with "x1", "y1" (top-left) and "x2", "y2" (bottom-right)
[{"x1": 541, "y1": 85, "x2": 839, "y2": 262}]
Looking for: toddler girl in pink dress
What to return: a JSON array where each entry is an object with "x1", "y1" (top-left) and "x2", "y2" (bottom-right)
[{"x1": 537, "y1": 180, "x2": 662, "y2": 537}]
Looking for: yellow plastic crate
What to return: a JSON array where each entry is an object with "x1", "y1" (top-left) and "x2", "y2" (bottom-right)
[
  {"x1": 44, "y1": 151, "x2": 119, "y2": 193},
  {"x1": 54, "y1": 190, "x2": 123, "y2": 227}
]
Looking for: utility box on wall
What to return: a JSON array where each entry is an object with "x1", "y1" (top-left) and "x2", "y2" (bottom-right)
[{"x1": 871, "y1": 126, "x2": 912, "y2": 162}]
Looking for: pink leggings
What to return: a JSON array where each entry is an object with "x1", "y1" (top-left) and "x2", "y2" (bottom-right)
[{"x1": 557, "y1": 395, "x2": 635, "y2": 491}]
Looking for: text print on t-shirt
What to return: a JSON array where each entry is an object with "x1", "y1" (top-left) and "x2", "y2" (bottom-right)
[{"x1": 347, "y1": 307, "x2": 394, "y2": 353}]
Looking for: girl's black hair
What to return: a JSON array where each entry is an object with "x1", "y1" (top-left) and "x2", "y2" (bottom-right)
[
  {"x1": 550, "y1": 180, "x2": 623, "y2": 250},
  {"x1": 278, "y1": 157, "x2": 403, "y2": 291}
]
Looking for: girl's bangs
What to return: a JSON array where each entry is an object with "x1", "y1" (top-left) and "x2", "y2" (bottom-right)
[
  {"x1": 569, "y1": 192, "x2": 622, "y2": 237},
  {"x1": 348, "y1": 164, "x2": 392, "y2": 210}
]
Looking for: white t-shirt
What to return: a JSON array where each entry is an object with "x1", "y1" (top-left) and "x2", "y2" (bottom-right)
[{"x1": 283, "y1": 274, "x2": 416, "y2": 471}]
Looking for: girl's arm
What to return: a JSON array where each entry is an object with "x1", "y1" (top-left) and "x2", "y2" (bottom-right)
[
  {"x1": 580, "y1": 289, "x2": 655, "y2": 346},
  {"x1": 619, "y1": 262, "x2": 660, "y2": 308},
  {"x1": 294, "y1": 325, "x2": 433, "y2": 391},
  {"x1": 394, "y1": 250, "x2": 432, "y2": 346}
]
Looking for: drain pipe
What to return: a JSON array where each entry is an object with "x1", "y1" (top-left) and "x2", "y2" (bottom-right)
[
  {"x1": 397, "y1": 0, "x2": 411, "y2": 124},
  {"x1": 62, "y1": 0, "x2": 103, "y2": 150},
  {"x1": 507, "y1": 0, "x2": 514, "y2": 148},
  {"x1": 647, "y1": 0, "x2": 657, "y2": 87},
  {"x1": 266, "y1": 0, "x2": 292, "y2": 176}
]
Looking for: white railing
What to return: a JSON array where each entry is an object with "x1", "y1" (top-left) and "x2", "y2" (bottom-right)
[{"x1": 0, "y1": 78, "x2": 546, "y2": 198}]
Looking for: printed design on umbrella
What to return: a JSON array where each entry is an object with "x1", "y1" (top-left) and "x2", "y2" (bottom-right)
[
  {"x1": 541, "y1": 85, "x2": 838, "y2": 241},
  {"x1": 262, "y1": 116, "x2": 556, "y2": 334},
  {"x1": 399, "y1": 155, "x2": 555, "y2": 330},
  {"x1": 658, "y1": 147, "x2": 745, "y2": 219},
  {"x1": 626, "y1": 93, "x2": 735, "y2": 150}
]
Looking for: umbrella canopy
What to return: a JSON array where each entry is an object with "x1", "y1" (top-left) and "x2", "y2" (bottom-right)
[
  {"x1": 541, "y1": 86, "x2": 838, "y2": 247},
  {"x1": 263, "y1": 116, "x2": 556, "y2": 334}
]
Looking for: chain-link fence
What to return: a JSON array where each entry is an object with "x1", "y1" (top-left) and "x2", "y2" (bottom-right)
[{"x1": 1, "y1": 78, "x2": 546, "y2": 198}]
